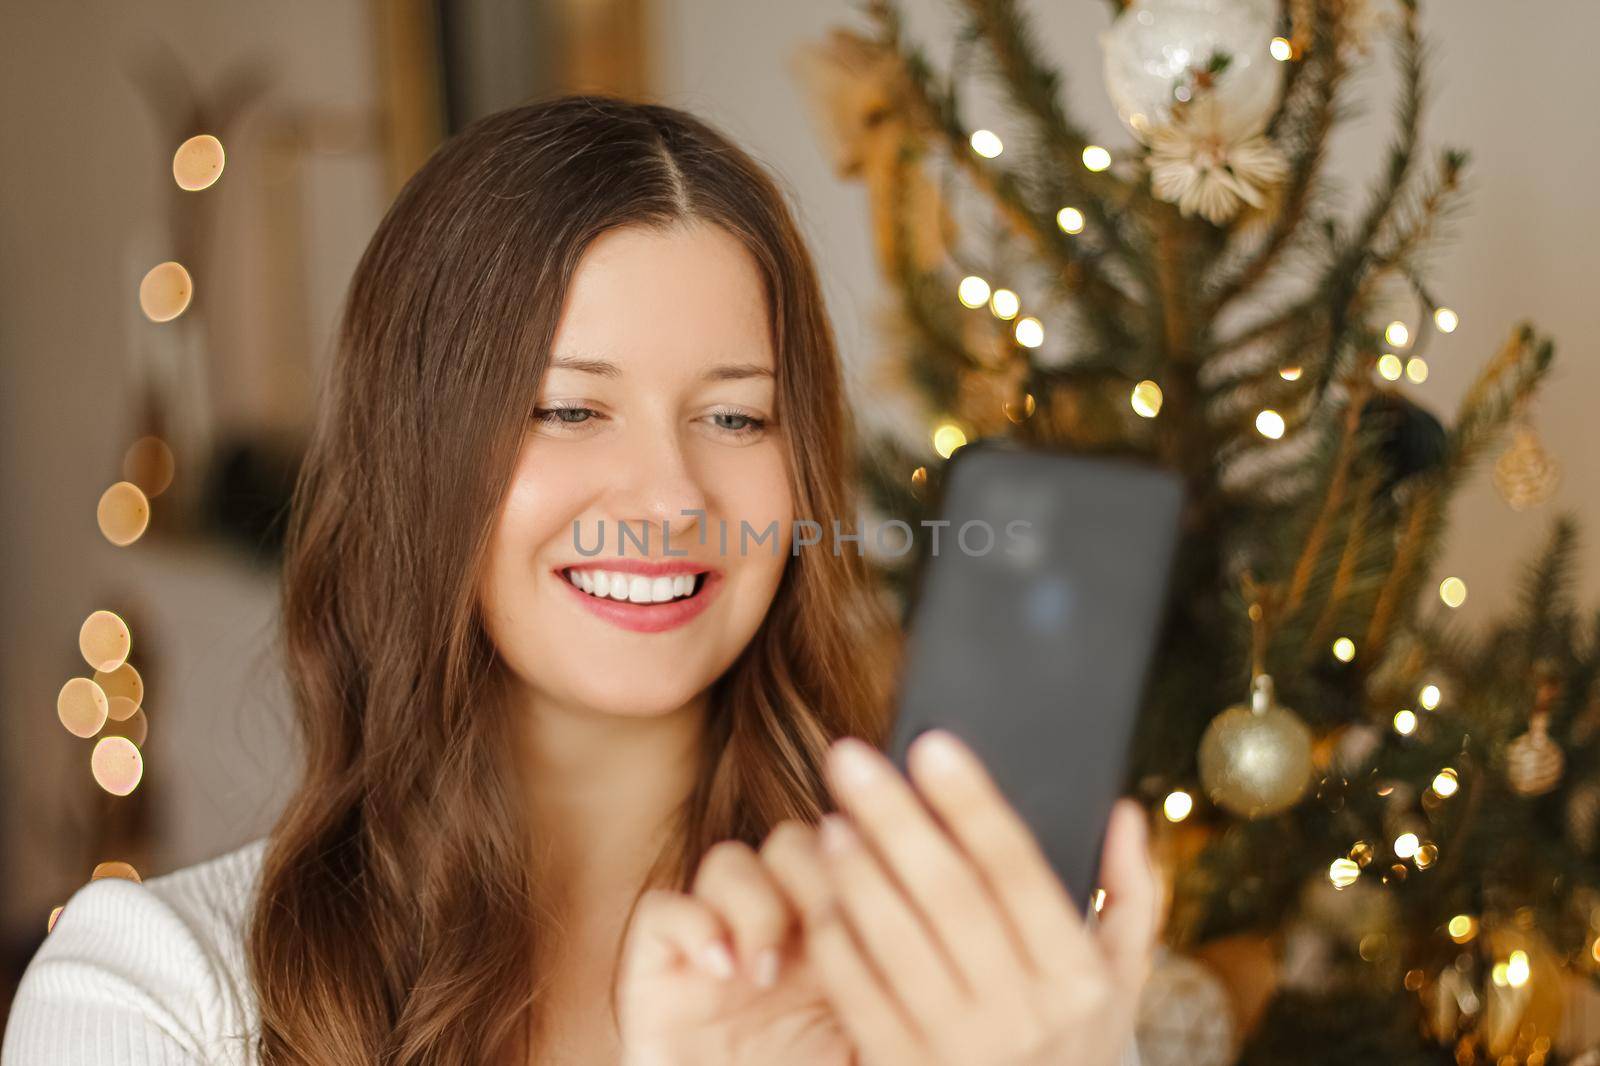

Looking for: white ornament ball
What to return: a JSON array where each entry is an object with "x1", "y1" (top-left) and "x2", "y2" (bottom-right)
[
  {"x1": 1101, "y1": 0, "x2": 1284, "y2": 142},
  {"x1": 1135, "y1": 948, "x2": 1239, "y2": 1066}
]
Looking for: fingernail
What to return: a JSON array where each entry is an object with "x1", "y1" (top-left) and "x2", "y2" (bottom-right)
[
  {"x1": 908, "y1": 729, "x2": 968, "y2": 778},
  {"x1": 829, "y1": 738, "x2": 882, "y2": 791},
  {"x1": 819, "y1": 814, "x2": 856, "y2": 854},
  {"x1": 700, "y1": 941, "x2": 735, "y2": 980},
  {"x1": 753, "y1": 947, "x2": 780, "y2": 988}
]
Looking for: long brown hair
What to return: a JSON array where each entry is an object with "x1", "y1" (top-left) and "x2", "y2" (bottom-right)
[{"x1": 246, "y1": 94, "x2": 899, "y2": 1063}]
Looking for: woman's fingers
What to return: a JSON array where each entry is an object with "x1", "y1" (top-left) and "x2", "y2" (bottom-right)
[
  {"x1": 904, "y1": 730, "x2": 1098, "y2": 980},
  {"x1": 1092, "y1": 799, "x2": 1161, "y2": 993},
  {"x1": 812, "y1": 813, "x2": 965, "y2": 1025},
  {"x1": 690, "y1": 839, "x2": 793, "y2": 987},
  {"x1": 621, "y1": 888, "x2": 738, "y2": 984},
  {"x1": 760, "y1": 820, "x2": 925, "y2": 1065},
  {"x1": 825, "y1": 737, "x2": 1029, "y2": 993}
]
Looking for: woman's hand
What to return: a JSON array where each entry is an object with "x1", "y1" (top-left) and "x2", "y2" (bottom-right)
[
  {"x1": 615, "y1": 838, "x2": 853, "y2": 1066},
  {"x1": 759, "y1": 731, "x2": 1160, "y2": 1066}
]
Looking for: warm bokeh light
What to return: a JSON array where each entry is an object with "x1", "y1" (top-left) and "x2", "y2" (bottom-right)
[
  {"x1": 1003, "y1": 393, "x2": 1036, "y2": 423},
  {"x1": 122, "y1": 436, "x2": 175, "y2": 497},
  {"x1": 1393, "y1": 832, "x2": 1420, "y2": 859},
  {"x1": 97, "y1": 481, "x2": 151, "y2": 546},
  {"x1": 91, "y1": 736, "x2": 144, "y2": 796},
  {"x1": 1082, "y1": 145, "x2": 1112, "y2": 172},
  {"x1": 1332, "y1": 637, "x2": 1356, "y2": 662},
  {"x1": 1163, "y1": 790, "x2": 1193, "y2": 822},
  {"x1": 1405, "y1": 357, "x2": 1429, "y2": 383},
  {"x1": 1377, "y1": 353, "x2": 1403, "y2": 380},
  {"x1": 958, "y1": 275, "x2": 991, "y2": 308},
  {"x1": 91, "y1": 861, "x2": 142, "y2": 883},
  {"x1": 1393, "y1": 709, "x2": 1418, "y2": 735},
  {"x1": 1131, "y1": 379, "x2": 1163, "y2": 419},
  {"x1": 101, "y1": 706, "x2": 148, "y2": 748},
  {"x1": 57, "y1": 677, "x2": 109, "y2": 738},
  {"x1": 1278, "y1": 365, "x2": 1302, "y2": 381},
  {"x1": 1013, "y1": 316, "x2": 1044, "y2": 348},
  {"x1": 1419, "y1": 683, "x2": 1441, "y2": 710},
  {"x1": 1384, "y1": 320, "x2": 1410, "y2": 347},
  {"x1": 1329, "y1": 858, "x2": 1360, "y2": 889},
  {"x1": 172, "y1": 133, "x2": 225, "y2": 191},
  {"x1": 1056, "y1": 206, "x2": 1085, "y2": 234},
  {"x1": 1270, "y1": 36, "x2": 1293, "y2": 61},
  {"x1": 1439, "y1": 576, "x2": 1468, "y2": 608},
  {"x1": 138, "y1": 261, "x2": 193, "y2": 322},
  {"x1": 1255, "y1": 409, "x2": 1285, "y2": 439},
  {"x1": 1433, "y1": 306, "x2": 1459, "y2": 333},
  {"x1": 1448, "y1": 914, "x2": 1477, "y2": 943},
  {"x1": 989, "y1": 288, "x2": 1020, "y2": 320},
  {"x1": 95, "y1": 662, "x2": 143, "y2": 716},
  {"x1": 970, "y1": 129, "x2": 1003, "y2": 158},
  {"x1": 1431, "y1": 768, "x2": 1459, "y2": 797},
  {"x1": 78, "y1": 610, "x2": 131, "y2": 672},
  {"x1": 932, "y1": 422, "x2": 967, "y2": 459}
]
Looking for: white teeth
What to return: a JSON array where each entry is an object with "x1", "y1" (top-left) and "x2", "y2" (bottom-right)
[{"x1": 564, "y1": 568, "x2": 700, "y2": 605}]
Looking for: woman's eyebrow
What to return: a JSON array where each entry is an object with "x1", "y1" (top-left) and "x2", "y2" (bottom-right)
[{"x1": 548, "y1": 355, "x2": 773, "y2": 382}]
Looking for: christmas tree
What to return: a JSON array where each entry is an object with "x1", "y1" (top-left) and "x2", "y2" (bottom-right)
[{"x1": 794, "y1": 1, "x2": 1595, "y2": 1062}]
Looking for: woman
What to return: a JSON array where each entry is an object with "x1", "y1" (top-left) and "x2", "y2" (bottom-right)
[{"x1": 4, "y1": 95, "x2": 1157, "y2": 1065}]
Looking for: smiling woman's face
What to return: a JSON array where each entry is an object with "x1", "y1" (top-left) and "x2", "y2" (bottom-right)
[{"x1": 478, "y1": 221, "x2": 794, "y2": 720}]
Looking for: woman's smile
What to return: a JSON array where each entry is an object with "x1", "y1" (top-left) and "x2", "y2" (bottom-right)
[{"x1": 554, "y1": 560, "x2": 724, "y2": 633}]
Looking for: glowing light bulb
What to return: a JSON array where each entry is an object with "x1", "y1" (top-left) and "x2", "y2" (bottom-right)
[
  {"x1": 958, "y1": 275, "x2": 991, "y2": 308},
  {"x1": 1434, "y1": 307, "x2": 1459, "y2": 333},
  {"x1": 1431, "y1": 769, "x2": 1459, "y2": 797},
  {"x1": 989, "y1": 288, "x2": 1020, "y2": 320},
  {"x1": 1255, "y1": 409, "x2": 1285, "y2": 439},
  {"x1": 1332, "y1": 637, "x2": 1356, "y2": 662},
  {"x1": 1163, "y1": 790, "x2": 1193, "y2": 822},
  {"x1": 1406, "y1": 357, "x2": 1429, "y2": 383},
  {"x1": 1506, "y1": 950, "x2": 1530, "y2": 988},
  {"x1": 1014, "y1": 316, "x2": 1044, "y2": 348},
  {"x1": 1082, "y1": 145, "x2": 1112, "y2": 172},
  {"x1": 932, "y1": 423, "x2": 967, "y2": 459},
  {"x1": 1439, "y1": 577, "x2": 1467, "y2": 609},
  {"x1": 1385, "y1": 320, "x2": 1411, "y2": 348},
  {"x1": 1270, "y1": 36, "x2": 1293, "y2": 61},
  {"x1": 1329, "y1": 858, "x2": 1360, "y2": 889},
  {"x1": 1394, "y1": 832, "x2": 1420, "y2": 859},
  {"x1": 970, "y1": 129, "x2": 1003, "y2": 158},
  {"x1": 1279, "y1": 365, "x2": 1302, "y2": 381},
  {"x1": 1056, "y1": 207, "x2": 1085, "y2": 235},
  {"x1": 1377, "y1": 354, "x2": 1403, "y2": 380},
  {"x1": 1448, "y1": 915, "x2": 1477, "y2": 943},
  {"x1": 1393, "y1": 709, "x2": 1418, "y2": 735},
  {"x1": 1131, "y1": 380, "x2": 1163, "y2": 418},
  {"x1": 1419, "y1": 683, "x2": 1441, "y2": 710}
]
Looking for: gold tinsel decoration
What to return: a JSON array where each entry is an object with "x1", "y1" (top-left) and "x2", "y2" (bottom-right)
[{"x1": 1493, "y1": 419, "x2": 1560, "y2": 511}]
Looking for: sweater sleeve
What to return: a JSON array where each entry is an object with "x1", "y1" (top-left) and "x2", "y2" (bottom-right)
[{"x1": 1, "y1": 877, "x2": 225, "y2": 1066}]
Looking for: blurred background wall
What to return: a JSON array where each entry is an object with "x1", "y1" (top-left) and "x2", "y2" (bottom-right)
[{"x1": 2, "y1": 0, "x2": 1595, "y2": 1016}]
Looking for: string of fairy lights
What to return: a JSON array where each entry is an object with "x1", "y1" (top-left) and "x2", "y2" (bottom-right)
[{"x1": 45, "y1": 132, "x2": 225, "y2": 934}]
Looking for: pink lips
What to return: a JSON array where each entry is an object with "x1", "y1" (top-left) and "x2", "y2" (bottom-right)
[{"x1": 554, "y1": 561, "x2": 721, "y2": 634}]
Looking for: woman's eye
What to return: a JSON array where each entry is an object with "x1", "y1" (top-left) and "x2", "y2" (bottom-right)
[
  {"x1": 532, "y1": 405, "x2": 600, "y2": 430},
  {"x1": 707, "y1": 410, "x2": 768, "y2": 436}
]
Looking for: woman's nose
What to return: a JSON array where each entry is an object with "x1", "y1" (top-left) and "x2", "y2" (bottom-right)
[{"x1": 610, "y1": 426, "x2": 709, "y2": 553}]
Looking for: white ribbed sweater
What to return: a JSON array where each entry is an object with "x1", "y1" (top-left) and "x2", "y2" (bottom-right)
[
  {"x1": 3, "y1": 839, "x2": 1145, "y2": 1065},
  {"x1": 3, "y1": 837, "x2": 268, "y2": 1064}
]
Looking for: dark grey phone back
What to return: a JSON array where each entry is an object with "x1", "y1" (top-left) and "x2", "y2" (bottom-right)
[{"x1": 885, "y1": 441, "x2": 1184, "y2": 910}]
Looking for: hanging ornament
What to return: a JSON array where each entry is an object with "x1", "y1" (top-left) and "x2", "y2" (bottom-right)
[
  {"x1": 1147, "y1": 97, "x2": 1289, "y2": 224},
  {"x1": 1198, "y1": 672, "x2": 1314, "y2": 817},
  {"x1": 1419, "y1": 920, "x2": 1565, "y2": 1059},
  {"x1": 1134, "y1": 948, "x2": 1239, "y2": 1066},
  {"x1": 1101, "y1": 0, "x2": 1284, "y2": 143},
  {"x1": 1506, "y1": 670, "x2": 1565, "y2": 797},
  {"x1": 1493, "y1": 418, "x2": 1560, "y2": 511}
]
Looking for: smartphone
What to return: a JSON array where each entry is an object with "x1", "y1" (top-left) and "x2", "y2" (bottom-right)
[{"x1": 884, "y1": 439, "x2": 1184, "y2": 911}]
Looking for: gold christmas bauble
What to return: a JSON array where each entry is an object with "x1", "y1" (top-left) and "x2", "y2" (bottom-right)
[
  {"x1": 1198, "y1": 674, "x2": 1314, "y2": 818},
  {"x1": 1134, "y1": 949, "x2": 1239, "y2": 1066},
  {"x1": 1506, "y1": 712, "x2": 1565, "y2": 797},
  {"x1": 1493, "y1": 423, "x2": 1560, "y2": 511}
]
